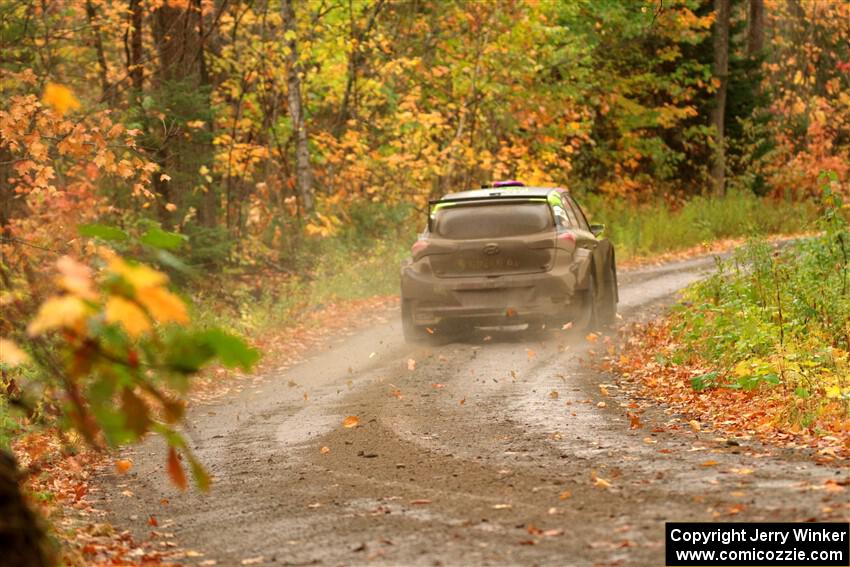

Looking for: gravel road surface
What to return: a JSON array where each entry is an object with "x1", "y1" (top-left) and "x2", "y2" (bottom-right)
[{"x1": 94, "y1": 254, "x2": 848, "y2": 566}]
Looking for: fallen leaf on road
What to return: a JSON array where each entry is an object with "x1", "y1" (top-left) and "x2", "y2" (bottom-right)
[
  {"x1": 407, "y1": 358, "x2": 416, "y2": 371},
  {"x1": 459, "y1": 397, "x2": 466, "y2": 405},
  {"x1": 628, "y1": 412, "x2": 642, "y2": 429},
  {"x1": 167, "y1": 447, "x2": 187, "y2": 491},
  {"x1": 241, "y1": 558, "x2": 264, "y2": 565},
  {"x1": 410, "y1": 499, "x2": 431, "y2": 505},
  {"x1": 701, "y1": 460, "x2": 718, "y2": 467},
  {"x1": 562, "y1": 322, "x2": 573, "y2": 330},
  {"x1": 431, "y1": 383, "x2": 445, "y2": 389},
  {"x1": 599, "y1": 385, "x2": 609, "y2": 396},
  {"x1": 689, "y1": 419, "x2": 701, "y2": 432},
  {"x1": 148, "y1": 516, "x2": 158, "y2": 527},
  {"x1": 115, "y1": 459, "x2": 132, "y2": 474},
  {"x1": 425, "y1": 327, "x2": 435, "y2": 334},
  {"x1": 320, "y1": 446, "x2": 330, "y2": 454},
  {"x1": 307, "y1": 502, "x2": 322, "y2": 509},
  {"x1": 585, "y1": 333, "x2": 598, "y2": 343},
  {"x1": 549, "y1": 390, "x2": 559, "y2": 399},
  {"x1": 527, "y1": 349, "x2": 536, "y2": 359},
  {"x1": 343, "y1": 416, "x2": 360, "y2": 428},
  {"x1": 558, "y1": 489, "x2": 572, "y2": 500},
  {"x1": 492, "y1": 503, "x2": 512, "y2": 509},
  {"x1": 591, "y1": 471, "x2": 611, "y2": 489},
  {"x1": 389, "y1": 387, "x2": 403, "y2": 399},
  {"x1": 731, "y1": 468, "x2": 753, "y2": 475},
  {"x1": 543, "y1": 529, "x2": 564, "y2": 537},
  {"x1": 643, "y1": 437, "x2": 657, "y2": 444},
  {"x1": 597, "y1": 401, "x2": 607, "y2": 408}
]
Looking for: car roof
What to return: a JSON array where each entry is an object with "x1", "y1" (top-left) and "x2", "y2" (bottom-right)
[{"x1": 440, "y1": 186, "x2": 559, "y2": 200}]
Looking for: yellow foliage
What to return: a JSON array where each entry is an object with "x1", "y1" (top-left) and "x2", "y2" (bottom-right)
[
  {"x1": 105, "y1": 296, "x2": 151, "y2": 338},
  {"x1": 27, "y1": 295, "x2": 89, "y2": 336},
  {"x1": 108, "y1": 256, "x2": 168, "y2": 290},
  {"x1": 0, "y1": 338, "x2": 29, "y2": 366},
  {"x1": 136, "y1": 286, "x2": 188, "y2": 324},
  {"x1": 41, "y1": 82, "x2": 80, "y2": 116},
  {"x1": 56, "y1": 255, "x2": 97, "y2": 300}
]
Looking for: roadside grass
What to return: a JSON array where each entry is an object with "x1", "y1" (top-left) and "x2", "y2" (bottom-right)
[
  {"x1": 193, "y1": 231, "x2": 409, "y2": 335},
  {"x1": 615, "y1": 182, "x2": 849, "y2": 455},
  {"x1": 583, "y1": 190, "x2": 818, "y2": 261}
]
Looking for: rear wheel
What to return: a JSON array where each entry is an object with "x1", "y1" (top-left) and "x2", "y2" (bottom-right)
[
  {"x1": 597, "y1": 261, "x2": 618, "y2": 328},
  {"x1": 573, "y1": 272, "x2": 597, "y2": 331},
  {"x1": 402, "y1": 299, "x2": 432, "y2": 343}
]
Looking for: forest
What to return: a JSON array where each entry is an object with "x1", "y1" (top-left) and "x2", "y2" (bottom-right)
[{"x1": 1, "y1": 0, "x2": 850, "y2": 564}]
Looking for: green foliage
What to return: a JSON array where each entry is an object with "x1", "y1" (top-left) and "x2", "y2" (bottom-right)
[
  {"x1": 2, "y1": 225, "x2": 260, "y2": 490},
  {"x1": 583, "y1": 190, "x2": 817, "y2": 260},
  {"x1": 669, "y1": 175, "x2": 850, "y2": 424}
]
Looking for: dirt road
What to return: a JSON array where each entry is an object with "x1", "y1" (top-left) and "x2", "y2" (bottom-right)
[{"x1": 94, "y1": 255, "x2": 848, "y2": 566}]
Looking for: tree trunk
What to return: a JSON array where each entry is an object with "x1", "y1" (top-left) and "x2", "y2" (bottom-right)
[
  {"x1": 747, "y1": 0, "x2": 765, "y2": 57},
  {"x1": 127, "y1": 0, "x2": 144, "y2": 92},
  {"x1": 85, "y1": 0, "x2": 110, "y2": 101},
  {"x1": 710, "y1": 0, "x2": 730, "y2": 197},
  {"x1": 282, "y1": 0, "x2": 315, "y2": 214},
  {"x1": 0, "y1": 451, "x2": 52, "y2": 567}
]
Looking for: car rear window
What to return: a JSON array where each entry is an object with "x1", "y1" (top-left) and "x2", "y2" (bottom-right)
[{"x1": 433, "y1": 202, "x2": 553, "y2": 239}]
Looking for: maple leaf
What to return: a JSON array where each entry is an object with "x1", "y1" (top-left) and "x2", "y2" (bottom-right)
[
  {"x1": 27, "y1": 295, "x2": 90, "y2": 336},
  {"x1": 343, "y1": 415, "x2": 359, "y2": 428},
  {"x1": 56, "y1": 256, "x2": 97, "y2": 300},
  {"x1": 105, "y1": 297, "x2": 151, "y2": 338},
  {"x1": 167, "y1": 447, "x2": 188, "y2": 490},
  {"x1": 42, "y1": 82, "x2": 80, "y2": 116},
  {"x1": 136, "y1": 286, "x2": 188, "y2": 324},
  {"x1": 107, "y1": 255, "x2": 168, "y2": 290}
]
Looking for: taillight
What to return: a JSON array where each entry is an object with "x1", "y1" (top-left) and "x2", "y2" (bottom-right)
[
  {"x1": 558, "y1": 232, "x2": 576, "y2": 244},
  {"x1": 411, "y1": 239, "x2": 429, "y2": 256}
]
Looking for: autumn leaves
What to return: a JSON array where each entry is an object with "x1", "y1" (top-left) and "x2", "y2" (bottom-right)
[{"x1": 27, "y1": 252, "x2": 187, "y2": 340}]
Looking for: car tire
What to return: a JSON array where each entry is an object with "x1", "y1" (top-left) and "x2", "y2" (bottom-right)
[
  {"x1": 402, "y1": 299, "x2": 432, "y2": 343},
  {"x1": 597, "y1": 261, "x2": 617, "y2": 328},
  {"x1": 573, "y1": 272, "x2": 597, "y2": 331}
]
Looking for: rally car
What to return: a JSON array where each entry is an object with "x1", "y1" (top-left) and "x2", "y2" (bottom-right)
[{"x1": 400, "y1": 182, "x2": 617, "y2": 341}]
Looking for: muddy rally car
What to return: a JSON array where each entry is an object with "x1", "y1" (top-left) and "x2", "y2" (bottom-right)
[{"x1": 400, "y1": 182, "x2": 618, "y2": 342}]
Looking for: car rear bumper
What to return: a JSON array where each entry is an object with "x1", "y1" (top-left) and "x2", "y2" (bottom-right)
[{"x1": 400, "y1": 263, "x2": 580, "y2": 326}]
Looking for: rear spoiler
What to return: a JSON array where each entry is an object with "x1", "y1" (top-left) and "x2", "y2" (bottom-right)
[{"x1": 427, "y1": 194, "x2": 547, "y2": 232}]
